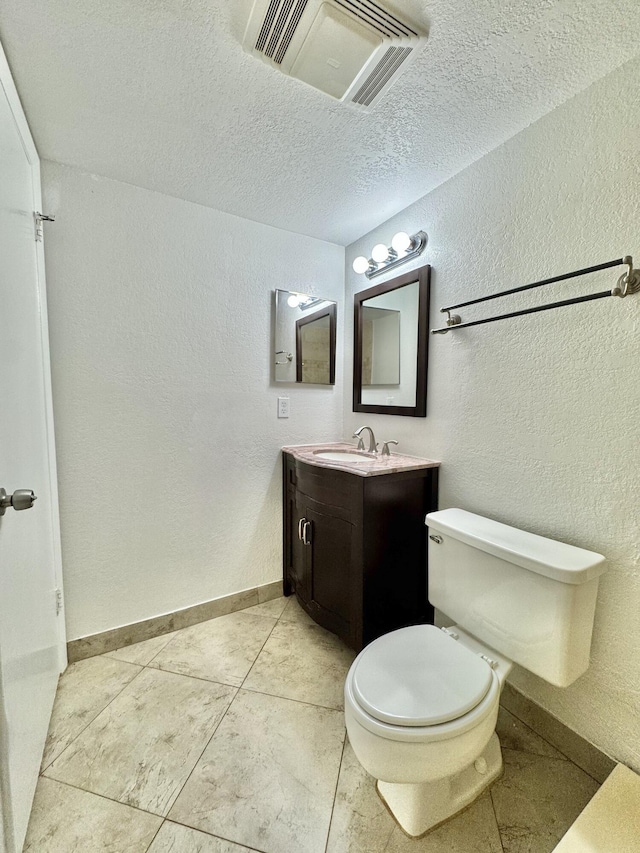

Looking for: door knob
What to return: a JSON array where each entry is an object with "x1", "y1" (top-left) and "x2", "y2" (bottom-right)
[{"x1": 0, "y1": 488, "x2": 37, "y2": 516}]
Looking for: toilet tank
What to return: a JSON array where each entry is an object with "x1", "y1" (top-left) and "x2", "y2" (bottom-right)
[{"x1": 426, "y1": 509, "x2": 606, "y2": 687}]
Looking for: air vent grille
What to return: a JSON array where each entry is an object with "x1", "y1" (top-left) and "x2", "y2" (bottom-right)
[
  {"x1": 334, "y1": 0, "x2": 417, "y2": 38},
  {"x1": 255, "y1": 0, "x2": 310, "y2": 64},
  {"x1": 350, "y1": 46, "x2": 412, "y2": 105},
  {"x1": 244, "y1": 0, "x2": 427, "y2": 110}
]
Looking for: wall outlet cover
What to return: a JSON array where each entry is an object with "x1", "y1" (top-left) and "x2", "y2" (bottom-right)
[{"x1": 278, "y1": 397, "x2": 290, "y2": 418}]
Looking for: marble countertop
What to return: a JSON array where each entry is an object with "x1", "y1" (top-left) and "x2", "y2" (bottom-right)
[{"x1": 282, "y1": 442, "x2": 440, "y2": 478}]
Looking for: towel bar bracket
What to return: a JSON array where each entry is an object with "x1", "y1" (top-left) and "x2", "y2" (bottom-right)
[{"x1": 612, "y1": 256, "x2": 640, "y2": 297}]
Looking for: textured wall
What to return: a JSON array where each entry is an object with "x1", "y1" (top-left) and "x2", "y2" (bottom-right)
[
  {"x1": 344, "y1": 59, "x2": 640, "y2": 771},
  {"x1": 42, "y1": 163, "x2": 344, "y2": 640}
]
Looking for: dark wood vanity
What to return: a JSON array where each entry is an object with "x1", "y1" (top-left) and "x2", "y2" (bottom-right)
[{"x1": 282, "y1": 446, "x2": 439, "y2": 651}]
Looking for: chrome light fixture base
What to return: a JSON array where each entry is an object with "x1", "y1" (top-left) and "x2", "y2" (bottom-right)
[{"x1": 361, "y1": 231, "x2": 428, "y2": 279}]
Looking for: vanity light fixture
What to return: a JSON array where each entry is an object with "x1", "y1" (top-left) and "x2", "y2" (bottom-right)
[
  {"x1": 286, "y1": 292, "x2": 324, "y2": 311},
  {"x1": 352, "y1": 230, "x2": 428, "y2": 279}
]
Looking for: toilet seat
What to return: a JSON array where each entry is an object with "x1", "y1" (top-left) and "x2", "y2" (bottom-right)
[
  {"x1": 351, "y1": 625, "x2": 493, "y2": 727},
  {"x1": 345, "y1": 625, "x2": 501, "y2": 745}
]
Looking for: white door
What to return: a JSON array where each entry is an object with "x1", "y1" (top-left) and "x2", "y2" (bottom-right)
[{"x1": 0, "y1": 44, "x2": 65, "y2": 853}]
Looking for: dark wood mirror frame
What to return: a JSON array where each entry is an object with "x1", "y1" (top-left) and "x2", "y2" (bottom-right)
[
  {"x1": 295, "y1": 303, "x2": 337, "y2": 384},
  {"x1": 353, "y1": 264, "x2": 430, "y2": 417}
]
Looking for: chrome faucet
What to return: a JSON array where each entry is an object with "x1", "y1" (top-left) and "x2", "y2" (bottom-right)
[{"x1": 353, "y1": 425, "x2": 378, "y2": 454}]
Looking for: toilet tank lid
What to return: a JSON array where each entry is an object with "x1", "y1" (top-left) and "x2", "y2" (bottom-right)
[{"x1": 426, "y1": 509, "x2": 606, "y2": 585}]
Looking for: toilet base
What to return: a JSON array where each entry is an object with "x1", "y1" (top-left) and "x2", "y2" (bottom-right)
[{"x1": 376, "y1": 733, "x2": 503, "y2": 837}]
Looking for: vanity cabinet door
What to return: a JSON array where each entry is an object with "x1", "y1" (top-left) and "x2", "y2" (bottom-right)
[
  {"x1": 286, "y1": 489, "x2": 309, "y2": 601},
  {"x1": 303, "y1": 498, "x2": 354, "y2": 640}
]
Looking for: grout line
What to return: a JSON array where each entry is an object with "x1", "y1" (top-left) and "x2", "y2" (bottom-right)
[
  {"x1": 40, "y1": 662, "x2": 146, "y2": 774},
  {"x1": 501, "y1": 744, "x2": 597, "y2": 773},
  {"x1": 500, "y1": 706, "x2": 603, "y2": 784},
  {"x1": 143, "y1": 662, "x2": 244, "y2": 690},
  {"x1": 501, "y1": 704, "x2": 568, "y2": 755},
  {"x1": 238, "y1": 615, "x2": 281, "y2": 688},
  {"x1": 164, "y1": 816, "x2": 269, "y2": 852},
  {"x1": 323, "y1": 731, "x2": 347, "y2": 853},
  {"x1": 38, "y1": 776, "x2": 167, "y2": 820},
  {"x1": 143, "y1": 818, "x2": 165, "y2": 852},
  {"x1": 488, "y1": 788, "x2": 506, "y2": 853},
  {"x1": 161, "y1": 685, "x2": 240, "y2": 817},
  {"x1": 135, "y1": 629, "x2": 182, "y2": 667},
  {"x1": 239, "y1": 684, "x2": 345, "y2": 714}
]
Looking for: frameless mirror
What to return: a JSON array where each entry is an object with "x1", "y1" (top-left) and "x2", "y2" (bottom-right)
[
  {"x1": 353, "y1": 265, "x2": 430, "y2": 417},
  {"x1": 275, "y1": 289, "x2": 337, "y2": 384}
]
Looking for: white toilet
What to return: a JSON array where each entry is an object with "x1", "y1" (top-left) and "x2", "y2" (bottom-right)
[{"x1": 344, "y1": 508, "x2": 606, "y2": 837}]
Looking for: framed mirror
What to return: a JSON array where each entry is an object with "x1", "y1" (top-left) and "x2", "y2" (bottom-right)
[
  {"x1": 353, "y1": 265, "x2": 430, "y2": 416},
  {"x1": 275, "y1": 290, "x2": 337, "y2": 385}
]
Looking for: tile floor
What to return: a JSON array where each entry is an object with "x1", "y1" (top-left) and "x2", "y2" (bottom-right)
[{"x1": 25, "y1": 596, "x2": 601, "y2": 853}]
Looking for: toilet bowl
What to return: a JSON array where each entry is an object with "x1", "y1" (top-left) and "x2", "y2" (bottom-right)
[
  {"x1": 344, "y1": 508, "x2": 607, "y2": 838},
  {"x1": 344, "y1": 624, "x2": 511, "y2": 836}
]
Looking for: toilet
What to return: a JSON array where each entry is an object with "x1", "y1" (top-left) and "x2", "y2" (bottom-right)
[{"x1": 344, "y1": 508, "x2": 606, "y2": 837}]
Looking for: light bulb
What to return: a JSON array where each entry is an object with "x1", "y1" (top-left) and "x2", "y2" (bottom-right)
[
  {"x1": 391, "y1": 231, "x2": 412, "y2": 253},
  {"x1": 287, "y1": 293, "x2": 300, "y2": 308},
  {"x1": 371, "y1": 243, "x2": 389, "y2": 263},
  {"x1": 352, "y1": 256, "x2": 370, "y2": 274}
]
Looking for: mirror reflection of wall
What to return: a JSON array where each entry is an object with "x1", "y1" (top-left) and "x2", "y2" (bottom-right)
[
  {"x1": 362, "y1": 307, "x2": 400, "y2": 386},
  {"x1": 296, "y1": 308, "x2": 334, "y2": 384},
  {"x1": 361, "y1": 282, "x2": 419, "y2": 407},
  {"x1": 275, "y1": 290, "x2": 337, "y2": 385}
]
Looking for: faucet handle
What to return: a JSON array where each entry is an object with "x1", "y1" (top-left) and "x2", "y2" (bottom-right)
[
  {"x1": 352, "y1": 433, "x2": 366, "y2": 451},
  {"x1": 381, "y1": 440, "x2": 398, "y2": 456}
]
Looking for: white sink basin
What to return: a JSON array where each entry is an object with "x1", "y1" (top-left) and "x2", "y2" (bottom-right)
[{"x1": 313, "y1": 450, "x2": 374, "y2": 463}]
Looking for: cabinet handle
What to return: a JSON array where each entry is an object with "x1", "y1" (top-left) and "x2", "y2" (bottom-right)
[
  {"x1": 298, "y1": 518, "x2": 306, "y2": 541},
  {"x1": 302, "y1": 520, "x2": 312, "y2": 545}
]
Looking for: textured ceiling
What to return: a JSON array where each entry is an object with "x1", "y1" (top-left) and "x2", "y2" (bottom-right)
[{"x1": 0, "y1": 0, "x2": 638, "y2": 245}]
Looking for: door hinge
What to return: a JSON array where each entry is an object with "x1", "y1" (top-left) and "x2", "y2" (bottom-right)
[
  {"x1": 55, "y1": 587, "x2": 63, "y2": 615},
  {"x1": 34, "y1": 211, "x2": 55, "y2": 242}
]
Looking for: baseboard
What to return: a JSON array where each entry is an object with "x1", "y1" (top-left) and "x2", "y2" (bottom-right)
[
  {"x1": 500, "y1": 682, "x2": 615, "y2": 784},
  {"x1": 67, "y1": 580, "x2": 283, "y2": 664}
]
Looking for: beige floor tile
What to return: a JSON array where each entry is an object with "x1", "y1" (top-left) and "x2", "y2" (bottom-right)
[
  {"x1": 491, "y1": 748, "x2": 599, "y2": 853},
  {"x1": 148, "y1": 821, "x2": 255, "y2": 852},
  {"x1": 385, "y1": 792, "x2": 503, "y2": 853},
  {"x1": 24, "y1": 777, "x2": 161, "y2": 853},
  {"x1": 169, "y1": 689, "x2": 345, "y2": 853},
  {"x1": 242, "y1": 596, "x2": 288, "y2": 619},
  {"x1": 278, "y1": 595, "x2": 317, "y2": 626},
  {"x1": 496, "y1": 708, "x2": 567, "y2": 760},
  {"x1": 326, "y1": 740, "x2": 396, "y2": 853},
  {"x1": 42, "y1": 655, "x2": 142, "y2": 769},
  {"x1": 327, "y1": 740, "x2": 503, "y2": 853},
  {"x1": 104, "y1": 631, "x2": 177, "y2": 666},
  {"x1": 149, "y1": 610, "x2": 277, "y2": 686},
  {"x1": 243, "y1": 619, "x2": 355, "y2": 710},
  {"x1": 44, "y1": 667, "x2": 236, "y2": 815}
]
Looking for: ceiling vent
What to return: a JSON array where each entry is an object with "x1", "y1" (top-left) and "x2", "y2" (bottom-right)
[{"x1": 243, "y1": 0, "x2": 428, "y2": 110}]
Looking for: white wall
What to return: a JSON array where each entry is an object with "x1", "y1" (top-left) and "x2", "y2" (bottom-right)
[
  {"x1": 345, "y1": 58, "x2": 640, "y2": 772},
  {"x1": 42, "y1": 162, "x2": 344, "y2": 640}
]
